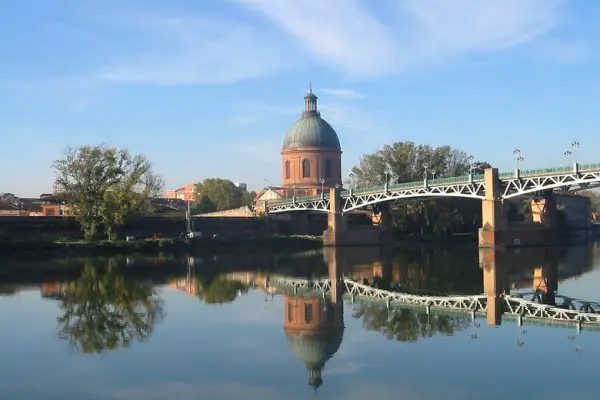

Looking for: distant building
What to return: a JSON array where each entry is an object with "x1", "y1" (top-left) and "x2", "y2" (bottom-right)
[
  {"x1": 254, "y1": 187, "x2": 286, "y2": 214},
  {"x1": 235, "y1": 182, "x2": 247, "y2": 192},
  {"x1": 164, "y1": 183, "x2": 196, "y2": 202},
  {"x1": 52, "y1": 184, "x2": 66, "y2": 194}
]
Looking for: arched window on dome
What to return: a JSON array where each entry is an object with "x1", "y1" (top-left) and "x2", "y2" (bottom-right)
[
  {"x1": 285, "y1": 160, "x2": 291, "y2": 179},
  {"x1": 304, "y1": 303, "x2": 314, "y2": 323},
  {"x1": 302, "y1": 159, "x2": 311, "y2": 178}
]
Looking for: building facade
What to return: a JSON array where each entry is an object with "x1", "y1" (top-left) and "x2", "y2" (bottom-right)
[
  {"x1": 164, "y1": 183, "x2": 196, "y2": 202},
  {"x1": 281, "y1": 88, "x2": 342, "y2": 197}
]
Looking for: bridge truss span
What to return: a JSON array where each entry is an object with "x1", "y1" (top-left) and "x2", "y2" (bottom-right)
[
  {"x1": 342, "y1": 182, "x2": 486, "y2": 212},
  {"x1": 266, "y1": 198, "x2": 330, "y2": 213},
  {"x1": 267, "y1": 277, "x2": 600, "y2": 327},
  {"x1": 344, "y1": 280, "x2": 487, "y2": 311},
  {"x1": 502, "y1": 170, "x2": 600, "y2": 199},
  {"x1": 504, "y1": 296, "x2": 600, "y2": 323}
]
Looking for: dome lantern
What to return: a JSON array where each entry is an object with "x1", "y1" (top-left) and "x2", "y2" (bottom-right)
[{"x1": 303, "y1": 83, "x2": 319, "y2": 118}]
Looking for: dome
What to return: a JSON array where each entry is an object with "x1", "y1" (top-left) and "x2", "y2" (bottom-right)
[
  {"x1": 282, "y1": 89, "x2": 341, "y2": 151},
  {"x1": 285, "y1": 329, "x2": 344, "y2": 369},
  {"x1": 282, "y1": 116, "x2": 341, "y2": 150}
]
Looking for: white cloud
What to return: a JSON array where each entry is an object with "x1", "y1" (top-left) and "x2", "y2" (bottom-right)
[
  {"x1": 236, "y1": 0, "x2": 567, "y2": 77},
  {"x1": 97, "y1": 16, "x2": 292, "y2": 85},
  {"x1": 319, "y1": 88, "x2": 366, "y2": 100},
  {"x1": 234, "y1": 0, "x2": 398, "y2": 77}
]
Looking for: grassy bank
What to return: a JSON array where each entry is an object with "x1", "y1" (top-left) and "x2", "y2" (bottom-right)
[{"x1": 0, "y1": 235, "x2": 323, "y2": 258}]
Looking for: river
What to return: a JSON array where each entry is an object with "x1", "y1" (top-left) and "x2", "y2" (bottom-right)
[{"x1": 1, "y1": 243, "x2": 600, "y2": 399}]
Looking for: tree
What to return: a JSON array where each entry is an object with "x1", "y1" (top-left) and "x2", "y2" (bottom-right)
[
  {"x1": 194, "y1": 178, "x2": 254, "y2": 212},
  {"x1": 351, "y1": 141, "x2": 491, "y2": 237},
  {"x1": 195, "y1": 277, "x2": 249, "y2": 304},
  {"x1": 52, "y1": 145, "x2": 163, "y2": 241},
  {"x1": 56, "y1": 260, "x2": 165, "y2": 353},
  {"x1": 242, "y1": 190, "x2": 257, "y2": 209}
]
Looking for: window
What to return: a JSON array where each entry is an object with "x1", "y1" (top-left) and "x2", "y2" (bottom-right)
[
  {"x1": 325, "y1": 159, "x2": 332, "y2": 178},
  {"x1": 304, "y1": 303, "x2": 313, "y2": 323},
  {"x1": 285, "y1": 160, "x2": 291, "y2": 179},
  {"x1": 302, "y1": 159, "x2": 311, "y2": 178},
  {"x1": 288, "y1": 302, "x2": 293, "y2": 322}
]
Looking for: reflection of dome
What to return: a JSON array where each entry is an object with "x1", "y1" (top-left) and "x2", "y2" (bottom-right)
[
  {"x1": 283, "y1": 294, "x2": 344, "y2": 390},
  {"x1": 286, "y1": 330, "x2": 344, "y2": 368}
]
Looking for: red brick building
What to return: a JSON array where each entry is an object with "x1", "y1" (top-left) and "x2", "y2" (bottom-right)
[
  {"x1": 281, "y1": 88, "x2": 342, "y2": 197},
  {"x1": 164, "y1": 183, "x2": 196, "y2": 202}
]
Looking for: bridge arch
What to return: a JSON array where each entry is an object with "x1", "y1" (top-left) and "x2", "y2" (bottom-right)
[{"x1": 342, "y1": 191, "x2": 485, "y2": 213}]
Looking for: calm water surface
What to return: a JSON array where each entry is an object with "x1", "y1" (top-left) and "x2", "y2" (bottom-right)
[{"x1": 2, "y1": 244, "x2": 600, "y2": 400}]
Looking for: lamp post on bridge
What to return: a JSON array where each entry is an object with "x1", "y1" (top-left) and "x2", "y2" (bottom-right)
[
  {"x1": 384, "y1": 171, "x2": 390, "y2": 192},
  {"x1": 513, "y1": 148, "x2": 524, "y2": 170},
  {"x1": 571, "y1": 141, "x2": 580, "y2": 164}
]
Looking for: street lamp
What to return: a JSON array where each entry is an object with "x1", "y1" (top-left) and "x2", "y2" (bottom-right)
[
  {"x1": 571, "y1": 141, "x2": 580, "y2": 163},
  {"x1": 320, "y1": 179, "x2": 325, "y2": 193},
  {"x1": 513, "y1": 148, "x2": 524, "y2": 169},
  {"x1": 349, "y1": 173, "x2": 355, "y2": 189},
  {"x1": 423, "y1": 163, "x2": 429, "y2": 179},
  {"x1": 564, "y1": 150, "x2": 572, "y2": 162}
]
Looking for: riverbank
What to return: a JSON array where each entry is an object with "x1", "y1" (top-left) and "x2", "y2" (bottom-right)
[{"x1": 0, "y1": 235, "x2": 323, "y2": 258}]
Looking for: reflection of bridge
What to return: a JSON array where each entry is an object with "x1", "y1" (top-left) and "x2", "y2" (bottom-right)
[
  {"x1": 267, "y1": 276, "x2": 600, "y2": 329},
  {"x1": 266, "y1": 165, "x2": 600, "y2": 247}
]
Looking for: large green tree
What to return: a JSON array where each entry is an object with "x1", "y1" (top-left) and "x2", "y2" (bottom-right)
[
  {"x1": 194, "y1": 178, "x2": 255, "y2": 212},
  {"x1": 52, "y1": 145, "x2": 163, "y2": 241},
  {"x1": 351, "y1": 141, "x2": 491, "y2": 236}
]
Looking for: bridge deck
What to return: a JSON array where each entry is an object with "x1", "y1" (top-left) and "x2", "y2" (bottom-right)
[{"x1": 266, "y1": 162, "x2": 600, "y2": 212}]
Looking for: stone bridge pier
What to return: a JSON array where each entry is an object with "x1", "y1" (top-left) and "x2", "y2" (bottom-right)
[
  {"x1": 323, "y1": 187, "x2": 385, "y2": 246},
  {"x1": 479, "y1": 168, "x2": 559, "y2": 248}
]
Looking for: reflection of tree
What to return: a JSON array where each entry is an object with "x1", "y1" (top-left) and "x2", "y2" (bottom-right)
[
  {"x1": 352, "y1": 303, "x2": 470, "y2": 342},
  {"x1": 56, "y1": 260, "x2": 164, "y2": 353},
  {"x1": 0, "y1": 285, "x2": 18, "y2": 296},
  {"x1": 195, "y1": 277, "x2": 249, "y2": 304},
  {"x1": 389, "y1": 247, "x2": 482, "y2": 295}
]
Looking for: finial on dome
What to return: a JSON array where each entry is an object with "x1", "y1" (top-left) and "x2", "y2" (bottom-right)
[{"x1": 309, "y1": 79, "x2": 313, "y2": 93}]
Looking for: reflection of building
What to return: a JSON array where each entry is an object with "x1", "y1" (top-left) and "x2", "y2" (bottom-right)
[
  {"x1": 41, "y1": 282, "x2": 65, "y2": 299},
  {"x1": 284, "y1": 294, "x2": 344, "y2": 390}
]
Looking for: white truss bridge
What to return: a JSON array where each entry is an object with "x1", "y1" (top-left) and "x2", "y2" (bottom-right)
[
  {"x1": 266, "y1": 162, "x2": 600, "y2": 213},
  {"x1": 267, "y1": 275, "x2": 600, "y2": 329}
]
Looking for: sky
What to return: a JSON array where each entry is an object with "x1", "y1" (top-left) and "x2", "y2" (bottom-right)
[{"x1": 1, "y1": 0, "x2": 599, "y2": 197}]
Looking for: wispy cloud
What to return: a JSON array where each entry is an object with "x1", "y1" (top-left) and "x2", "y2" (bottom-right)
[
  {"x1": 236, "y1": 0, "x2": 567, "y2": 77},
  {"x1": 319, "y1": 88, "x2": 366, "y2": 99},
  {"x1": 97, "y1": 16, "x2": 292, "y2": 85}
]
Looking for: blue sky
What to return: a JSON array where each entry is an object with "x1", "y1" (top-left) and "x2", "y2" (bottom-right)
[{"x1": 1, "y1": 0, "x2": 599, "y2": 196}]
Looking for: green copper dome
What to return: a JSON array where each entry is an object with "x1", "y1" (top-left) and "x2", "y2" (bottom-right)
[{"x1": 282, "y1": 89, "x2": 341, "y2": 151}]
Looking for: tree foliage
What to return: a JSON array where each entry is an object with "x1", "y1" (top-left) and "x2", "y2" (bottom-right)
[
  {"x1": 52, "y1": 145, "x2": 163, "y2": 240},
  {"x1": 353, "y1": 305, "x2": 470, "y2": 342},
  {"x1": 195, "y1": 277, "x2": 249, "y2": 304},
  {"x1": 193, "y1": 178, "x2": 255, "y2": 212},
  {"x1": 56, "y1": 260, "x2": 165, "y2": 353},
  {"x1": 350, "y1": 141, "x2": 491, "y2": 236}
]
